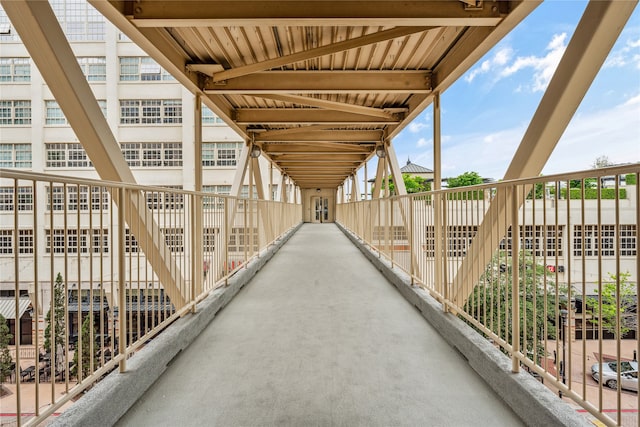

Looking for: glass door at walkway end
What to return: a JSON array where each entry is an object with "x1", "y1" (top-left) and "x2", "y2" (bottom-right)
[{"x1": 313, "y1": 197, "x2": 329, "y2": 223}]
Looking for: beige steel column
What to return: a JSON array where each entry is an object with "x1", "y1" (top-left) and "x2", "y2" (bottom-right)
[
  {"x1": 352, "y1": 173, "x2": 361, "y2": 202},
  {"x1": 1, "y1": 0, "x2": 188, "y2": 308},
  {"x1": 451, "y1": 0, "x2": 637, "y2": 305},
  {"x1": 372, "y1": 156, "x2": 385, "y2": 200},
  {"x1": 433, "y1": 92, "x2": 444, "y2": 297},
  {"x1": 193, "y1": 95, "x2": 204, "y2": 303}
]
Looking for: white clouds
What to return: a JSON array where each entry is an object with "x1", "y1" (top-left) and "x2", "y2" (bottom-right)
[
  {"x1": 464, "y1": 47, "x2": 513, "y2": 83},
  {"x1": 464, "y1": 33, "x2": 568, "y2": 92},
  {"x1": 604, "y1": 37, "x2": 640, "y2": 69},
  {"x1": 416, "y1": 137, "x2": 429, "y2": 147},
  {"x1": 501, "y1": 33, "x2": 567, "y2": 92},
  {"x1": 408, "y1": 121, "x2": 429, "y2": 133},
  {"x1": 401, "y1": 92, "x2": 640, "y2": 179}
]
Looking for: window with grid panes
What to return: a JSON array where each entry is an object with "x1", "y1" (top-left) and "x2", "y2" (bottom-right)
[
  {"x1": 46, "y1": 229, "x2": 66, "y2": 254},
  {"x1": 217, "y1": 143, "x2": 240, "y2": 166},
  {"x1": 203, "y1": 185, "x2": 230, "y2": 209},
  {"x1": 124, "y1": 230, "x2": 139, "y2": 253},
  {"x1": 202, "y1": 105, "x2": 224, "y2": 124},
  {"x1": 0, "y1": 230, "x2": 11, "y2": 254},
  {"x1": 620, "y1": 225, "x2": 636, "y2": 256},
  {"x1": 90, "y1": 187, "x2": 110, "y2": 211},
  {"x1": 163, "y1": 143, "x2": 182, "y2": 166},
  {"x1": 0, "y1": 143, "x2": 31, "y2": 168},
  {"x1": 46, "y1": 100, "x2": 106, "y2": 124},
  {"x1": 203, "y1": 228, "x2": 218, "y2": 252},
  {"x1": 46, "y1": 187, "x2": 65, "y2": 211},
  {"x1": 0, "y1": 186, "x2": 31, "y2": 211},
  {"x1": 45, "y1": 143, "x2": 92, "y2": 167},
  {"x1": 0, "y1": 58, "x2": 30, "y2": 82},
  {"x1": 121, "y1": 143, "x2": 141, "y2": 167},
  {"x1": 574, "y1": 225, "x2": 614, "y2": 257},
  {"x1": 163, "y1": 228, "x2": 184, "y2": 252},
  {"x1": 77, "y1": 57, "x2": 106, "y2": 81},
  {"x1": 119, "y1": 57, "x2": 174, "y2": 81},
  {"x1": 120, "y1": 99, "x2": 181, "y2": 124},
  {"x1": 50, "y1": 0, "x2": 105, "y2": 41},
  {"x1": 18, "y1": 230, "x2": 33, "y2": 254},
  {"x1": 142, "y1": 143, "x2": 162, "y2": 167},
  {"x1": 0, "y1": 101, "x2": 31, "y2": 125}
]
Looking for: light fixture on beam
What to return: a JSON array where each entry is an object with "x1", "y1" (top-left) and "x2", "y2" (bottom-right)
[
  {"x1": 250, "y1": 145, "x2": 262, "y2": 158},
  {"x1": 376, "y1": 146, "x2": 386, "y2": 158}
]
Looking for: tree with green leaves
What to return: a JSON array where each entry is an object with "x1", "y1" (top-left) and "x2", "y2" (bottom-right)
[
  {"x1": 44, "y1": 273, "x2": 66, "y2": 354},
  {"x1": 463, "y1": 250, "x2": 562, "y2": 359},
  {"x1": 72, "y1": 315, "x2": 99, "y2": 379},
  {"x1": 0, "y1": 314, "x2": 12, "y2": 383},
  {"x1": 586, "y1": 272, "x2": 636, "y2": 339},
  {"x1": 447, "y1": 171, "x2": 484, "y2": 200},
  {"x1": 447, "y1": 171, "x2": 483, "y2": 188},
  {"x1": 375, "y1": 173, "x2": 431, "y2": 196}
]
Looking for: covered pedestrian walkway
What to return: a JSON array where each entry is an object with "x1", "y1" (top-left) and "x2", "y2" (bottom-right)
[{"x1": 115, "y1": 224, "x2": 523, "y2": 426}]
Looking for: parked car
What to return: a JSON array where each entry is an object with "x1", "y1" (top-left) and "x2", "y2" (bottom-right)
[{"x1": 591, "y1": 361, "x2": 638, "y2": 391}]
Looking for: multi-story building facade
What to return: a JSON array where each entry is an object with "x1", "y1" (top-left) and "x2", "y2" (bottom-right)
[{"x1": 0, "y1": 1, "x2": 287, "y2": 345}]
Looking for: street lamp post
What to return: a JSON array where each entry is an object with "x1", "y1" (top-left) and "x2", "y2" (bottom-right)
[{"x1": 559, "y1": 308, "x2": 568, "y2": 398}]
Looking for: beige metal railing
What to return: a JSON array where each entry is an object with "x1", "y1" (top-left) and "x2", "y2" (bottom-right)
[
  {"x1": 0, "y1": 169, "x2": 301, "y2": 427},
  {"x1": 337, "y1": 164, "x2": 639, "y2": 427}
]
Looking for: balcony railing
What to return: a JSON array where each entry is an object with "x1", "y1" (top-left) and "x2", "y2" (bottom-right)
[
  {"x1": 0, "y1": 169, "x2": 301, "y2": 426},
  {"x1": 337, "y1": 164, "x2": 639, "y2": 427}
]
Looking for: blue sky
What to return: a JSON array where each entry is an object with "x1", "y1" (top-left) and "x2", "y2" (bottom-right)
[{"x1": 386, "y1": 1, "x2": 640, "y2": 181}]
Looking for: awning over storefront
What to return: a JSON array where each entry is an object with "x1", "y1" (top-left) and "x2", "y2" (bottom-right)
[{"x1": 0, "y1": 297, "x2": 31, "y2": 320}]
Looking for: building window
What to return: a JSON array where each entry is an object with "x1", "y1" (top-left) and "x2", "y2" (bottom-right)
[
  {"x1": 120, "y1": 99, "x2": 182, "y2": 124},
  {"x1": 0, "y1": 229, "x2": 34, "y2": 255},
  {"x1": 46, "y1": 185, "x2": 109, "y2": 211},
  {"x1": 574, "y1": 225, "x2": 617, "y2": 257},
  {"x1": 50, "y1": 0, "x2": 105, "y2": 41},
  {"x1": 0, "y1": 143, "x2": 31, "y2": 168},
  {"x1": 120, "y1": 142, "x2": 183, "y2": 167},
  {"x1": 77, "y1": 57, "x2": 106, "y2": 81},
  {"x1": 46, "y1": 100, "x2": 106, "y2": 125},
  {"x1": 45, "y1": 143, "x2": 93, "y2": 168},
  {"x1": 202, "y1": 105, "x2": 225, "y2": 125},
  {"x1": 46, "y1": 228, "x2": 109, "y2": 254},
  {"x1": 522, "y1": 225, "x2": 564, "y2": 257},
  {"x1": 124, "y1": 230, "x2": 139, "y2": 253},
  {"x1": 203, "y1": 227, "x2": 219, "y2": 253},
  {"x1": 203, "y1": 185, "x2": 231, "y2": 209},
  {"x1": 0, "y1": 100, "x2": 31, "y2": 125},
  {"x1": 163, "y1": 228, "x2": 184, "y2": 253},
  {"x1": 119, "y1": 57, "x2": 174, "y2": 81},
  {"x1": 144, "y1": 186, "x2": 184, "y2": 210},
  {"x1": 228, "y1": 227, "x2": 258, "y2": 253},
  {"x1": 202, "y1": 142, "x2": 242, "y2": 167},
  {"x1": 0, "y1": 230, "x2": 12, "y2": 254},
  {"x1": 0, "y1": 58, "x2": 30, "y2": 82},
  {"x1": 620, "y1": 225, "x2": 637, "y2": 256},
  {"x1": 0, "y1": 187, "x2": 33, "y2": 211}
]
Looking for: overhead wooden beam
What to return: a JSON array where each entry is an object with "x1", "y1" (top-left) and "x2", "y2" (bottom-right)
[
  {"x1": 130, "y1": 1, "x2": 502, "y2": 27},
  {"x1": 212, "y1": 26, "x2": 432, "y2": 82},
  {"x1": 256, "y1": 128, "x2": 381, "y2": 141},
  {"x1": 203, "y1": 71, "x2": 432, "y2": 94},
  {"x1": 235, "y1": 109, "x2": 400, "y2": 125},
  {"x1": 252, "y1": 94, "x2": 397, "y2": 119}
]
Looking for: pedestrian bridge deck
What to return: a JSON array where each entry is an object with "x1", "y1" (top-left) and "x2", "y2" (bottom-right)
[{"x1": 115, "y1": 224, "x2": 523, "y2": 426}]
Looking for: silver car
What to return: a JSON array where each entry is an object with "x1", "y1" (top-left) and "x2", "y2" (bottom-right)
[{"x1": 591, "y1": 361, "x2": 638, "y2": 391}]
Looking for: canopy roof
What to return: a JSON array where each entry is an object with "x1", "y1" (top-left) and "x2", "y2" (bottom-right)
[{"x1": 92, "y1": 1, "x2": 538, "y2": 189}]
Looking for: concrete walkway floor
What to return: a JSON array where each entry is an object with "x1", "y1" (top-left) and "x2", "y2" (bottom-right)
[{"x1": 117, "y1": 224, "x2": 524, "y2": 426}]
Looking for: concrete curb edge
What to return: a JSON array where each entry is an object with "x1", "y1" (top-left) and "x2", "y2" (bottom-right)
[
  {"x1": 336, "y1": 222, "x2": 591, "y2": 427},
  {"x1": 50, "y1": 222, "x2": 303, "y2": 427}
]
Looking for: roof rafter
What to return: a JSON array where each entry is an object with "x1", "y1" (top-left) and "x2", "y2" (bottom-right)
[
  {"x1": 129, "y1": 1, "x2": 502, "y2": 27},
  {"x1": 252, "y1": 94, "x2": 396, "y2": 119},
  {"x1": 203, "y1": 71, "x2": 432, "y2": 94},
  {"x1": 212, "y1": 26, "x2": 432, "y2": 82}
]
